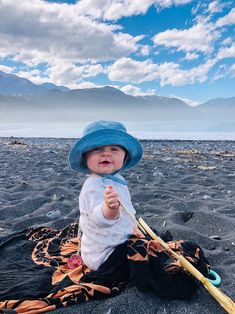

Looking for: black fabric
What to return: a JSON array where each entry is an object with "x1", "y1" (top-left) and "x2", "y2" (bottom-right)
[
  {"x1": 147, "y1": 243, "x2": 199, "y2": 299},
  {"x1": 0, "y1": 229, "x2": 54, "y2": 300},
  {"x1": 149, "y1": 270, "x2": 198, "y2": 299},
  {"x1": 0, "y1": 224, "x2": 123, "y2": 313},
  {"x1": 80, "y1": 241, "x2": 130, "y2": 287},
  {"x1": 82, "y1": 236, "x2": 210, "y2": 300},
  {"x1": 127, "y1": 237, "x2": 210, "y2": 300},
  {"x1": 0, "y1": 224, "x2": 210, "y2": 313}
]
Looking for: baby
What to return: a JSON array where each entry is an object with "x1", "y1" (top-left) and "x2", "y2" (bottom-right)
[{"x1": 68, "y1": 120, "x2": 142, "y2": 270}]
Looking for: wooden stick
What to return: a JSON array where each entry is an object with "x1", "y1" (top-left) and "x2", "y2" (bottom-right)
[
  {"x1": 118, "y1": 199, "x2": 146, "y2": 235},
  {"x1": 139, "y1": 217, "x2": 235, "y2": 314},
  {"x1": 119, "y1": 198, "x2": 235, "y2": 314}
]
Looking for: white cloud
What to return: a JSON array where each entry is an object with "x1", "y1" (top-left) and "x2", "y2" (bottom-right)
[
  {"x1": 108, "y1": 57, "x2": 215, "y2": 86},
  {"x1": 207, "y1": 1, "x2": 223, "y2": 14},
  {"x1": 68, "y1": 81, "x2": 122, "y2": 90},
  {"x1": 75, "y1": 0, "x2": 153, "y2": 20},
  {"x1": 191, "y1": 2, "x2": 205, "y2": 16},
  {"x1": 153, "y1": 17, "x2": 219, "y2": 54},
  {"x1": 99, "y1": 0, "x2": 153, "y2": 20},
  {"x1": 192, "y1": 1, "x2": 229, "y2": 17},
  {"x1": 69, "y1": 81, "x2": 104, "y2": 90},
  {"x1": 14, "y1": 61, "x2": 105, "y2": 88},
  {"x1": 212, "y1": 62, "x2": 235, "y2": 81},
  {"x1": 156, "y1": 60, "x2": 215, "y2": 86},
  {"x1": 0, "y1": 65, "x2": 15, "y2": 73},
  {"x1": 120, "y1": 84, "x2": 156, "y2": 96},
  {"x1": 0, "y1": 0, "x2": 230, "y2": 91},
  {"x1": 174, "y1": 96, "x2": 202, "y2": 107},
  {"x1": 211, "y1": 64, "x2": 228, "y2": 81},
  {"x1": 231, "y1": 64, "x2": 235, "y2": 77},
  {"x1": 0, "y1": 0, "x2": 148, "y2": 87},
  {"x1": 17, "y1": 70, "x2": 50, "y2": 85},
  {"x1": 108, "y1": 58, "x2": 158, "y2": 83},
  {"x1": 0, "y1": 0, "x2": 142, "y2": 66},
  {"x1": 75, "y1": 0, "x2": 192, "y2": 21},
  {"x1": 114, "y1": 33, "x2": 144, "y2": 56},
  {"x1": 216, "y1": 43, "x2": 235, "y2": 60},
  {"x1": 216, "y1": 8, "x2": 235, "y2": 27},
  {"x1": 185, "y1": 52, "x2": 199, "y2": 60},
  {"x1": 44, "y1": 61, "x2": 105, "y2": 87},
  {"x1": 154, "y1": 0, "x2": 192, "y2": 9},
  {"x1": 140, "y1": 45, "x2": 150, "y2": 56},
  {"x1": 221, "y1": 37, "x2": 232, "y2": 46}
]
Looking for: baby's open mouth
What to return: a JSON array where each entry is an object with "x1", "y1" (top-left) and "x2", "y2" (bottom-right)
[{"x1": 100, "y1": 161, "x2": 111, "y2": 165}]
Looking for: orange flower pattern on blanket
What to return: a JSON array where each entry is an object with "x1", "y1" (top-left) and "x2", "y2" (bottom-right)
[{"x1": 0, "y1": 224, "x2": 210, "y2": 313}]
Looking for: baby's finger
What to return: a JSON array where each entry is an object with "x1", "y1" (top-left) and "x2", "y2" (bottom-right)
[
  {"x1": 105, "y1": 187, "x2": 118, "y2": 196},
  {"x1": 108, "y1": 201, "x2": 120, "y2": 210},
  {"x1": 105, "y1": 185, "x2": 114, "y2": 193},
  {"x1": 107, "y1": 196, "x2": 119, "y2": 205},
  {"x1": 106, "y1": 192, "x2": 119, "y2": 200}
]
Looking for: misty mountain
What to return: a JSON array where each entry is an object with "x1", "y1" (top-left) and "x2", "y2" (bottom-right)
[
  {"x1": 0, "y1": 86, "x2": 200, "y2": 122},
  {"x1": 0, "y1": 70, "x2": 234, "y2": 122},
  {"x1": 197, "y1": 97, "x2": 235, "y2": 110},
  {"x1": 0, "y1": 70, "x2": 69, "y2": 95},
  {"x1": 195, "y1": 97, "x2": 235, "y2": 121}
]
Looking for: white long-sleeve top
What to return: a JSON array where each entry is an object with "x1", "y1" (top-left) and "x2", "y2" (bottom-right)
[{"x1": 79, "y1": 173, "x2": 136, "y2": 271}]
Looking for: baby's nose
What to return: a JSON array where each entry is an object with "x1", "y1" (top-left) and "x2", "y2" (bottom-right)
[{"x1": 102, "y1": 149, "x2": 111, "y2": 155}]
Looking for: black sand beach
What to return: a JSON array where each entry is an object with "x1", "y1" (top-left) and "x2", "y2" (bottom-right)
[{"x1": 0, "y1": 137, "x2": 234, "y2": 314}]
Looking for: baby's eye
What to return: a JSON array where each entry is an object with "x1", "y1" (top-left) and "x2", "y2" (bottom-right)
[
  {"x1": 92, "y1": 147, "x2": 102, "y2": 152},
  {"x1": 110, "y1": 147, "x2": 119, "y2": 151}
]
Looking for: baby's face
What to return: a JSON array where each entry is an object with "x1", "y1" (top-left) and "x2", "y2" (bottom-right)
[{"x1": 85, "y1": 145, "x2": 126, "y2": 174}]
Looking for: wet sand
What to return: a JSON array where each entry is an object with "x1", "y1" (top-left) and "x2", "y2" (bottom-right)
[{"x1": 0, "y1": 137, "x2": 234, "y2": 313}]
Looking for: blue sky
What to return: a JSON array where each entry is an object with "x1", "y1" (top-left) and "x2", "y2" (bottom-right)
[{"x1": 0, "y1": 0, "x2": 234, "y2": 105}]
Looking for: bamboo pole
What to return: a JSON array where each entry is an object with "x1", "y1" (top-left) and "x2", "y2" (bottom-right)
[
  {"x1": 139, "y1": 217, "x2": 235, "y2": 314},
  {"x1": 119, "y1": 198, "x2": 235, "y2": 314},
  {"x1": 119, "y1": 199, "x2": 146, "y2": 235}
]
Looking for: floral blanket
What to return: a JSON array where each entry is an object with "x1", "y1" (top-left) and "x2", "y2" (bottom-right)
[{"x1": 0, "y1": 224, "x2": 210, "y2": 314}]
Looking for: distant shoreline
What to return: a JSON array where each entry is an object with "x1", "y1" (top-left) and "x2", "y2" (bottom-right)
[
  {"x1": 1, "y1": 136, "x2": 235, "y2": 143},
  {"x1": 1, "y1": 120, "x2": 235, "y2": 140}
]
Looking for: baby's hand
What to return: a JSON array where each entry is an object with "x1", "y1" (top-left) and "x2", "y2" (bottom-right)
[{"x1": 104, "y1": 186, "x2": 120, "y2": 210}]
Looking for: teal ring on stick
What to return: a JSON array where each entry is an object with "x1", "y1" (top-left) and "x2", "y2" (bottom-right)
[{"x1": 207, "y1": 270, "x2": 221, "y2": 286}]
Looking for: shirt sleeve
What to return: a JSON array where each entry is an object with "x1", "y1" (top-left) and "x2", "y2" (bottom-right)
[{"x1": 79, "y1": 181, "x2": 123, "y2": 227}]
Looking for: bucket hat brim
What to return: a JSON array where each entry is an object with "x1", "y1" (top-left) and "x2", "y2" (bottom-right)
[{"x1": 68, "y1": 128, "x2": 142, "y2": 173}]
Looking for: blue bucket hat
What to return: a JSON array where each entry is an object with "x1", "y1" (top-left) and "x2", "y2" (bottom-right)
[{"x1": 68, "y1": 120, "x2": 142, "y2": 174}]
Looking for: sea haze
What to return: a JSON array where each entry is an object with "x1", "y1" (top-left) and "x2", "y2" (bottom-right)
[
  {"x1": 0, "y1": 71, "x2": 234, "y2": 140},
  {"x1": 0, "y1": 121, "x2": 235, "y2": 140}
]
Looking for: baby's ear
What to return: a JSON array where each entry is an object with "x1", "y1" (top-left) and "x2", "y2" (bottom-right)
[{"x1": 123, "y1": 151, "x2": 129, "y2": 164}]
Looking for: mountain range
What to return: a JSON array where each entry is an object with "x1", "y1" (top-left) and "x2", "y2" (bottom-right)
[{"x1": 0, "y1": 70, "x2": 234, "y2": 123}]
